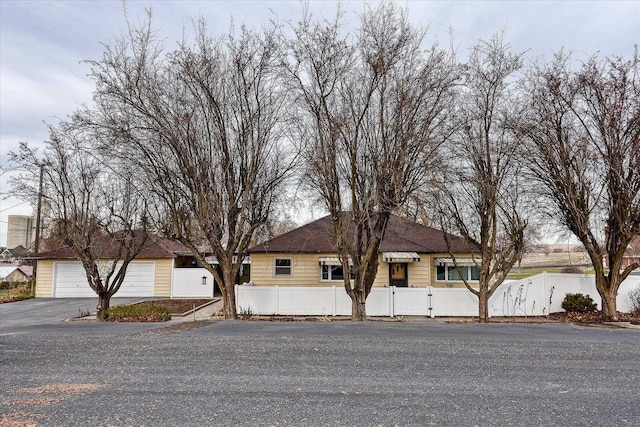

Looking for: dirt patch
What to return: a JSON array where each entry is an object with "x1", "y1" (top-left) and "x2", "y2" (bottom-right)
[
  {"x1": 12, "y1": 398, "x2": 62, "y2": 406},
  {"x1": 4, "y1": 384, "x2": 100, "y2": 425},
  {"x1": 550, "y1": 311, "x2": 640, "y2": 325},
  {"x1": 18, "y1": 383, "x2": 99, "y2": 395},
  {"x1": 0, "y1": 295, "x2": 33, "y2": 304},
  {"x1": 0, "y1": 412, "x2": 40, "y2": 427},
  {"x1": 133, "y1": 299, "x2": 215, "y2": 314}
]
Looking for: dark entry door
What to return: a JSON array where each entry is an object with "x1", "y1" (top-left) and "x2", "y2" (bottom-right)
[{"x1": 389, "y1": 263, "x2": 408, "y2": 287}]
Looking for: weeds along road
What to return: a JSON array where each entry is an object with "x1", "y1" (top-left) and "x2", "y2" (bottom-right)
[{"x1": 1, "y1": 320, "x2": 639, "y2": 426}]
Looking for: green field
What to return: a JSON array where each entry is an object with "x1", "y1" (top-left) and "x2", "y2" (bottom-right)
[{"x1": 506, "y1": 266, "x2": 595, "y2": 280}]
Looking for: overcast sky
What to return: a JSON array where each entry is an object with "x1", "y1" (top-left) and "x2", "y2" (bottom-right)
[{"x1": 0, "y1": 0, "x2": 638, "y2": 246}]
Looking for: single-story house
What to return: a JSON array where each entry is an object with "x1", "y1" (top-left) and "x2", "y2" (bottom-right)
[
  {"x1": 1, "y1": 245, "x2": 30, "y2": 263},
  {"x1": 35, "y1": 235, "x2": 189, "y2": 298},
  {"x1": 248, "y1": 215, "x2": 481, "y2": 288},
  {"x1": 3, "y1": 265, "x2": 33, "y2": 282}
]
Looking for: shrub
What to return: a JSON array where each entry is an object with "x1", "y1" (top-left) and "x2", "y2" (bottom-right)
[
  {"x1": 629, "y1": 287, "x2": 640, "y2": 315},
  {"x1": 0, "y1": 280, "x2": 20, "y2": 290},
  {"x1": 102, "y1": 303, "x2": 171, "y2": 322},
  {"x1": 562, "y1": 293, "x2": 597, "y2": 313}
]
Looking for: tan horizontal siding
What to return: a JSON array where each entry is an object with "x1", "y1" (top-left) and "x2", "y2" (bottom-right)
[
  {"x1": 151, "y1": 258, "x2": 172, "y2": 297},
  {"x1": 372, "y1": 255, "x2": 388, "y2": 287},
  {"x1": 407, "y1": 257, "x2": 431, "y2": 287},
  {"x1": 35, "y1": 260, "x2": 54, "y2": 297},
  {"x1": 251, "y1": 253, "x2": 337, "y2": 287}
]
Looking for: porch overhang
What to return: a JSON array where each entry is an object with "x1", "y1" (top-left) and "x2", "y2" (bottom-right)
[
  {"x1": 382, "y1": 252, "x2": 420, "y2": 263},
  {"x1": 435, "y1": 257, "x2": 478, "y2": 266},
  {"x1": 318, "y1": 257, "x2": 353, "y2": 266}
]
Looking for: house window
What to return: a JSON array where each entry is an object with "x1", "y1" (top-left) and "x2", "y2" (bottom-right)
[
  {"x1": 436, "y1": 264, "x2": 479, "y2": 281},
  {"x1": 321, "y1": 264, "x2": 355, "y2": 281},
  {"x1": 274, "y1": 258, "x2": 292, "y2": 276}
]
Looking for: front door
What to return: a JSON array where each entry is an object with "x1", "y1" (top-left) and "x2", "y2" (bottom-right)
[{"x1": 389, "y1": 263, "x2": 408, "y2": 287}]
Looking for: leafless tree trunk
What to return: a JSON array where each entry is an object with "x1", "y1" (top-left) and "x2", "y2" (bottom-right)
[
  {"x1": 9, "y1": 118, "x2": 149, "y2": 318},
  {"x1": 287, "y1": 3, "x2": 458, "y2": 320},
  {"x1": 86, "y1": 12, "x2": 295, "y2": 318},
  {"x1": 520, "y1": 49, "x2": 640, "y2": 320},
  {"x1": 436, "y1": 34, "x2": 528, "y2": 323}
]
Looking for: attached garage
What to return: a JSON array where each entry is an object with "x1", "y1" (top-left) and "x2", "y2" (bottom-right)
[{"x1": 52, "y1": 261, "x2": 156, "y2": 298}]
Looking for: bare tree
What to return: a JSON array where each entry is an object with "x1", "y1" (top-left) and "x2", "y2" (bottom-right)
[
  {"x1": 86, "y1": 13, "x2": 295, "y2": 318},
  {"x1": 250, "y1": 213, "x2": 300, "y2": 246},
  {"x1": 9, "y1": 118, "x2": 149, "y2": 317},
  {"x1": 520, "y1": 50, "x2": 640, "y2": 320},
  {"x1": 286, "y1": 3, "x2": 458, "y2": 320},
  {"x1": 435, "y1": 34, "x2": 528, "y2": 323}
]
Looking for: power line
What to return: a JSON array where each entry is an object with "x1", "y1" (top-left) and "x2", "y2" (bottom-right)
[{"x1": 0, "y1": 200, "x2": 30, "y2": 212}]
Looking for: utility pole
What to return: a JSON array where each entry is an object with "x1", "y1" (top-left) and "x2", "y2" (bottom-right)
[{"x1": 32, "y1": 162, "x2": 45, "y2": 290}]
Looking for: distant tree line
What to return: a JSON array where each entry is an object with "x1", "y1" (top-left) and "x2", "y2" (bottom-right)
[{"x1": 10, "y1": 2, "x2": 639, "y2": 320}]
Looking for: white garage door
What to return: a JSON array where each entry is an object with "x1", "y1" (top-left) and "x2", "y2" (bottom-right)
[{"x1": 53, "y1": 261, "x2": 155, "y2": 298}]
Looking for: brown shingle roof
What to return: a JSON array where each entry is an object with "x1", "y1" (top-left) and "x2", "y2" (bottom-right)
[
  {"x1": 249, "y1": 215, "x2": 479, "y2": 254},
  {"x1": 17, "y1": 265, "x2": 33, "y2": 277},
  {"x1": 36, "y1": 233, "x2": 189, "y2": 260}
]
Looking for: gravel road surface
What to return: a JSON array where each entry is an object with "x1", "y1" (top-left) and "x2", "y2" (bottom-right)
[{"x1": 1, "y1": 304, "x2": 638, "y2": 426}]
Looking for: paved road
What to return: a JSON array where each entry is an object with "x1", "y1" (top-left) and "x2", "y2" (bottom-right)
[{"x1": 1, "y1": 301, "x2": 639, "y2": 426}]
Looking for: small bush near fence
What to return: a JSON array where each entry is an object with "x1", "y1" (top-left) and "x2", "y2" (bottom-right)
[
  {"x1": 238, "y1": 306, "x2": 254, "y2": 319},
  {"x1": 561, "y1": 293, "x2": 597, "y2": 313},
  {"x1": 0, "y1": 280, "x2": 18, "y2": 290},
  {"x1": 0, "y1": 281, "x2": 34, "y2": 303},
  {"x1": 102, "y1": 303, "x2": 171, "y2": 322},
  {"x1": 629, "y1": 287, "x2": 640, "y2": 316}
]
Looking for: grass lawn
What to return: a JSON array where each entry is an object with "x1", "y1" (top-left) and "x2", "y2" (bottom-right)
[{"x1": 506, "y1": 266, "x2": 595, "y2": 280}]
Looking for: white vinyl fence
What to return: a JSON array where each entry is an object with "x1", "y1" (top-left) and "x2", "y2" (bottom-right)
[{"x1": 236, "y1": 272, "x2": 640, "y2": 317}]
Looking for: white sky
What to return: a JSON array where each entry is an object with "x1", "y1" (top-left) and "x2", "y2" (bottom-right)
[{"x1": 1, "y1": 0, "x2": 638, "y2": 246}]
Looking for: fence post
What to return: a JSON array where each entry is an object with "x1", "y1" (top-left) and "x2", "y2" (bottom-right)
[
  {"x1": 274, "y1": 285, "x2": 279, "y2": 316},
  {"x1": 428, "y1": 286, "x2": 434, "y2": 318},
  {"x1": 390, "y1": 286, "x2": 395, "y2": 317}
]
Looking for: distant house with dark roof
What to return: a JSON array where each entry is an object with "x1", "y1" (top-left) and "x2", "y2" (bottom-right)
[
  {"x1": 248, "y1": 215, "x2": 480, "y2": 288},
  {"x1": 34, "y1": 234, "x2": 191, "y2": 298},
  {"x1": 1, "y1": 245, "x2": 30, "y2": 263}
]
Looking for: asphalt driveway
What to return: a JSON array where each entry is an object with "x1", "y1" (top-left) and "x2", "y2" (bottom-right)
[{"x1": 0, "y1": 297, "x2": 157, "y2": 334}]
